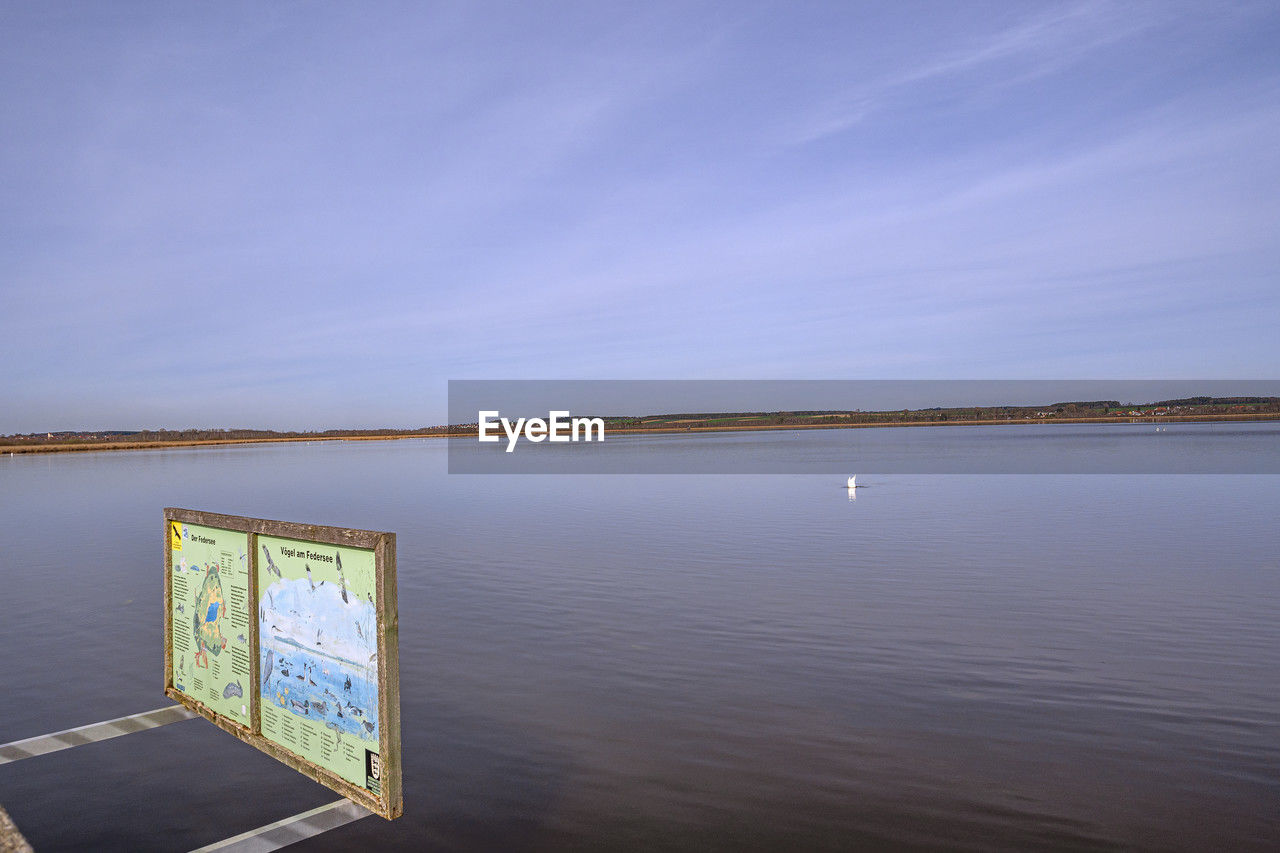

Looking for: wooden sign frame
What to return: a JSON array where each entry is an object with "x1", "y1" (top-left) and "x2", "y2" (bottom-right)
[{"x1": 163, "y1": 508, "x2": 402, "y2": 819}]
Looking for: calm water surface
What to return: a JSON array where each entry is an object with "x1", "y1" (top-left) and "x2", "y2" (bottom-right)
[{"x1": 1, "y1": 426, "x2": 1278, "y2": 851}]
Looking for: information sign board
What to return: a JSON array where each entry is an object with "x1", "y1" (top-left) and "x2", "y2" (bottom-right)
[
  {"x1": 163, "y1": 508, "x2": 402, "y2": 819},
  {"x1": 167, "y1": 522, "x2": 253, "y2": 728}
]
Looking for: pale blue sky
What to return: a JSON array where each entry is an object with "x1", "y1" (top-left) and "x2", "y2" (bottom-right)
[{"x1": 3, "y1": 1, "x2": 1278, "y2": 431}]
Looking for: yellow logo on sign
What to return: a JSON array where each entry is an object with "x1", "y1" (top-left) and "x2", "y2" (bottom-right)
[{"x1": 170, "y1": 522, "x2": 183, "y2": 550}]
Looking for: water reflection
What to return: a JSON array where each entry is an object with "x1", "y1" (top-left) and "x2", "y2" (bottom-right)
[{"x1": 1, "y1": 440, "x2": 1279, "y2": 851}]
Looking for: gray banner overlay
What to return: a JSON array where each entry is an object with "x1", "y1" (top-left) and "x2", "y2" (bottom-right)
[{"x1": 447, "y1": 380, "x2": 1280, "y2": 474}]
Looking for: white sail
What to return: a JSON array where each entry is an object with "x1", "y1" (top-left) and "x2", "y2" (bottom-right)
[{"x1": 847, "y1": 475, "x2": 856, "y2": 488}]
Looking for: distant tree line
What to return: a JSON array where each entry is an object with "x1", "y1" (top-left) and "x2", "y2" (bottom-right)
[
  {"x1": 1, "y1": 426, "x2": 458, "y2": 445},
  {"x1": 6, "y1": 397, "x2": 1279, "y2": 446}
]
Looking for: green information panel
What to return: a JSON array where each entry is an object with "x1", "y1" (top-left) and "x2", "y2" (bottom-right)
[
  {"x1": 164, "y1": 508, "x2": 401, "y2": 819},
  {"x1": 258, "y1": 535, "x2": 383, "y2": 794},
  {"x1": 168, "y1": 521, "x2": 253, "y2": 727}
]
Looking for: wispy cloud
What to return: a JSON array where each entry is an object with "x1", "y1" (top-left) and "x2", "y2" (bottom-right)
[
  {"x1": 2, "y1": 2, "x2": 1277, "y2": 430},
  {"x1": 785, "y1": 1, "x2": 1167, "y2": 145}
]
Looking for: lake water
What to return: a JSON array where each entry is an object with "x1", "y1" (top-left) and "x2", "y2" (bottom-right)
[{"x1": 1, "y1": 426, "x2": 1278, "y2": 850}]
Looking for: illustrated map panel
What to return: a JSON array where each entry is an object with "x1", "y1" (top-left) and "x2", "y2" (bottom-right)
[
  {"x1": 258, "y1": 535, "x2": 383, "y2": 794},
  {"x1": 169, "y1": 521, "x2": 252, "y2": 726}
]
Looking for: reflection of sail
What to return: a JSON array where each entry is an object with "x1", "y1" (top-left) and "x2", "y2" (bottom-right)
[{"x1": 847, "y1": 486, "x2": 857, "y2": 502}]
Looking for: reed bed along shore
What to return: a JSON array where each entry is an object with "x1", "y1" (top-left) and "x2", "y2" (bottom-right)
[{"x1": 4, "y1": 412, "x2": 1278, "y2": 456}]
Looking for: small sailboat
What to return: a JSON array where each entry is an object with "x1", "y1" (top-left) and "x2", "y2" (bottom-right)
[{"x1": 846, "y1": 475, "x2": 857, "y2": 489}]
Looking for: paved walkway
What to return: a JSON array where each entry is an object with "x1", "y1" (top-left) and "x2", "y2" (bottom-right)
[{"x1": 0, "y1": 705, "x2": 197, "y2": 764}]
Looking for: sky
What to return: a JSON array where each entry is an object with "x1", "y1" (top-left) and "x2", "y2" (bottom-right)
[{"x1": 2, "y1": 1, "x2": 1278, "y2": 432}]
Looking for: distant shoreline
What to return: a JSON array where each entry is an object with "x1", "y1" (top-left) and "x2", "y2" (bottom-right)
[{"x1": 4, "y1": 412, "x2": 1277, "y2": 457}]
